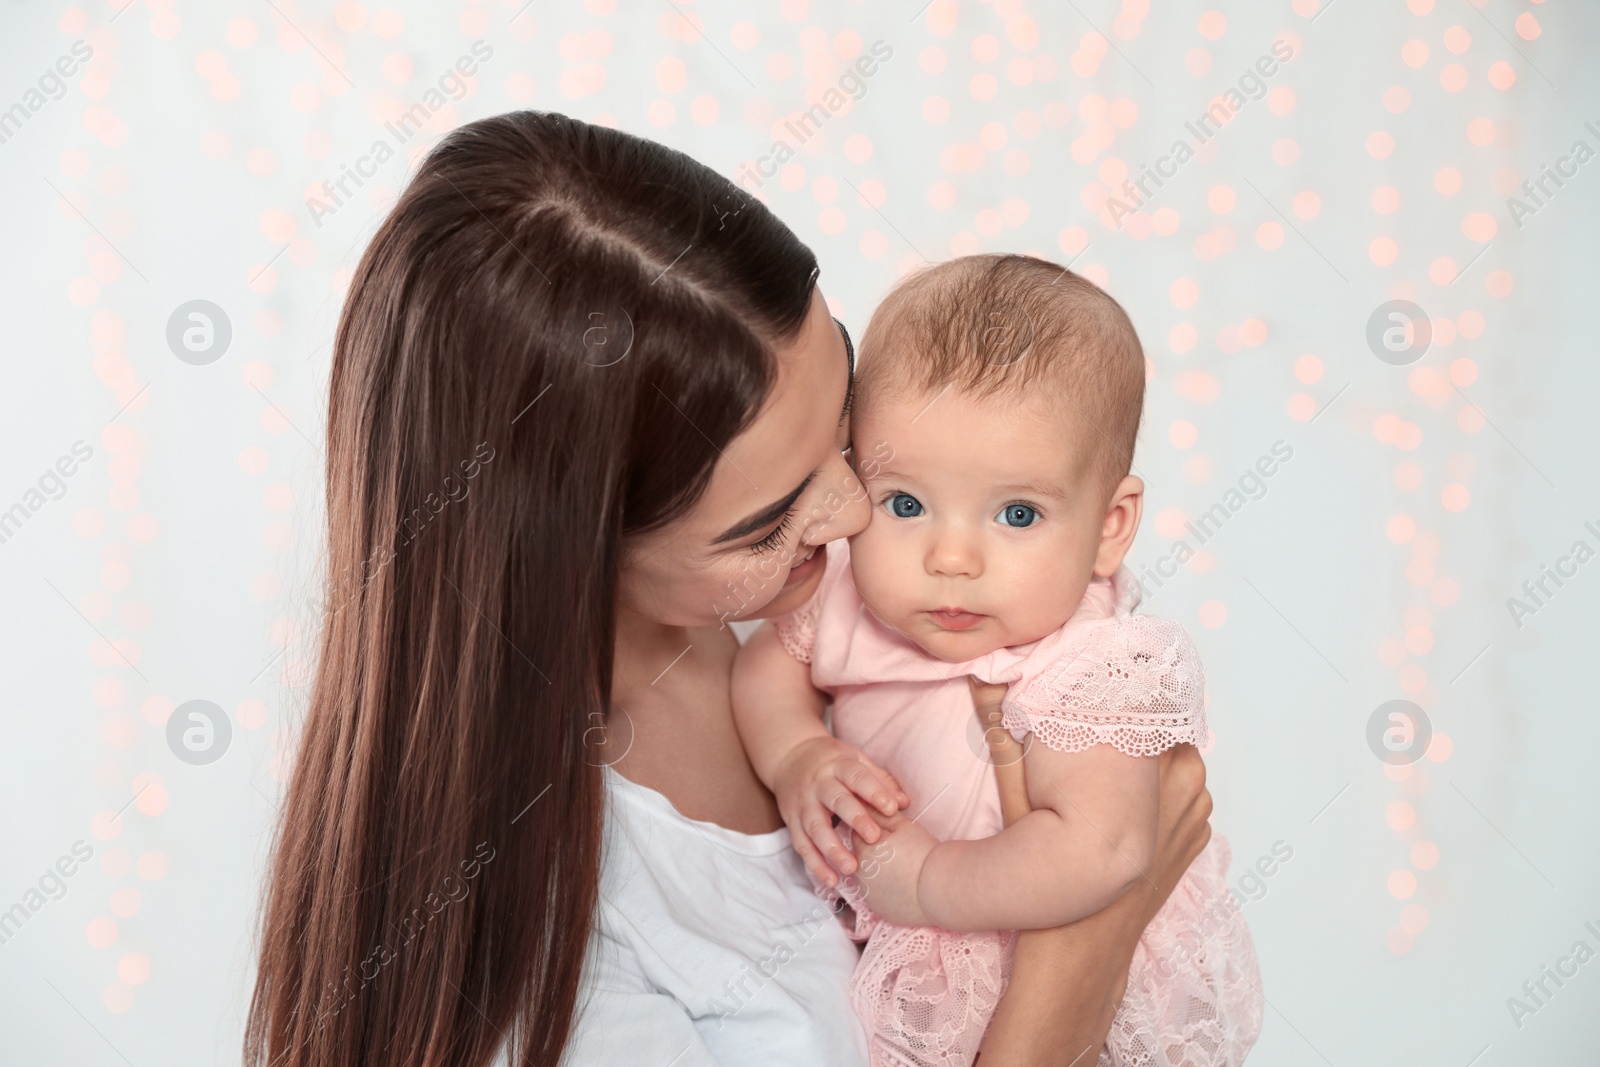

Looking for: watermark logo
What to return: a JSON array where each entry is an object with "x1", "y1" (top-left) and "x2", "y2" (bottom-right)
[
  {"x1": 1505, "y1": 121, "x2": 1599, "y2": 230},
  {"x1": 1135, "y1": 440, "x2": 1295, "y2": 602},
  {"x1": 581, "y1": 305, "x2": 634, "y2": 367},
  {"x1": 1365, "y1": 299, "x2": 1431, "y2": 365},
  {"x1": 963, "y1": 680, "x2": 1034, "y2": 769},
  {"x1": 1365, "y1": 699, "x2": 1432, "y2": 766},
  {"x1": 0, "y1": 40, "x2": 92, "y2": 147},
  {"x1": 1506, "y1": 520, "x2": 1600, "y2": 629},
  {"x1": 329, "y1": 441, "x2": 496, "y2": 616},
  {"x1": 166, "y1": 300, "x2": 232, "y2": 365},
  {"x1": 976, "y1": 303, "x2": 1034, "y2": 368},
  {"x1": 1147, "y1": 839, "x2": 1292, "y2": 982},
  {"x1": 166, "y1": 699, "x2": 232, "y2": 765},
  {"x1": 0, "y1": 840, "x2": 94, "y2": 947},
  {"x1": 582, "y1": 705, "x2": 635, "y2": 767},
  {"x1": 311, "y1": 840, "x2": 497, "y2": 1030},
  {"x1": 1507, "y1": 920, "x2": 1600, "y2": 1030},
  {"x1": 0, "y1": 440, "x2": 95, "y2": 548},
  {"x1": 704, "y1": 901, "x2": 839, "y2": 1028},
  {"x1": 1106, "y1": 36, "x2": 1296, "y2": 226},
  {"x1": 306, "y1": 41, "x2": 494, "y2": 228},
  {"x1": 735, "y1": 40, "x2": 894, "y2": 191}
]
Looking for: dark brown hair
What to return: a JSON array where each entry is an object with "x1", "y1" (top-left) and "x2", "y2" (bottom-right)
[
  {"x1": 245, "y1": 111, "x2": 818, "y2": 1067},
  {"x1": 857, "y1": 253, "x2": 1146, "y2": 495}
]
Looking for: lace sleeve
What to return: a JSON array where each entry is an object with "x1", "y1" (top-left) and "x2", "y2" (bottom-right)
[
  {"x1": 773, "y1": 589, "x2": 822, "y2": 664},
  {"x1": 1001, "y1": 615, "x2": 1206, "y2": 758}
]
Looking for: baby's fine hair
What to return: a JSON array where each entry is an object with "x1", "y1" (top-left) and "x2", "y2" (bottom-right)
[{"x1": 857, "y1": 253, "x2": 1146, "y2": 497}]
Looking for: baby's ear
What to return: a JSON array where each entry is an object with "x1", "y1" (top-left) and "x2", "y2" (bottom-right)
[{"x1": 1093, "y1": 475, "x2": 1144, "y2": 578}]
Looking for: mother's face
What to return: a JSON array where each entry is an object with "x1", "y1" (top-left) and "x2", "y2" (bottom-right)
[{"x1": 618, "y1": 288, "x2": 869, "y2": 628}]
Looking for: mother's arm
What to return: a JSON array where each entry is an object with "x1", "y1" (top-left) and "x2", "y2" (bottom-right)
[{"x1": 968, "y1": 681, "x2": 1213, "y2": 1067}]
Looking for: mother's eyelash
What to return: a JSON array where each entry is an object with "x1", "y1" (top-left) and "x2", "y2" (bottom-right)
[{"x1": 748, "y1": 509, "x2": 795, "y2": 554}]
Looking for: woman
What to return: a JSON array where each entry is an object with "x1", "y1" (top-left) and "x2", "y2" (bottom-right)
[{"x1": 245, "y1": 111, "x2": 1219, "y2": 1066}]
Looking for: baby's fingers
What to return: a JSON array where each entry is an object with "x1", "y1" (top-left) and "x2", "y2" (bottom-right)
[
  {"x1": 844, "y1": 758, "x2": 908, "y2": 815},
  {"x1": 800, "y1": 803, "x2": 858, "y2": 881},
  {"x1": 824, "y1": 785, "x2": 886, "y2": 846}
]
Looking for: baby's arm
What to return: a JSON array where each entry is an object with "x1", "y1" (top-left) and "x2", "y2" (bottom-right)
[
  {"x1": 732, "y1": 622, "x2": 909, "y2": 886},
  {"x1": 920, "y1": 742, "x2": 1159, "y2": 931},
  {"x1": 856, "y1": 614, "x2": 1201, "y2": 932},
  {"x1": 856, "y1": 740, "x2": 1158, "y2": 932}
]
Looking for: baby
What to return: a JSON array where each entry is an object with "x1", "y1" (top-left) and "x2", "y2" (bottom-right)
[{"x1": 733, "y1": 255, "x2": 1262, "y2": 1066}]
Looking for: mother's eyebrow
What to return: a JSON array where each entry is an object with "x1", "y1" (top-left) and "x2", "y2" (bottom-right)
[{"x1": 711, "y1": 472, "x2": 815, "y2": 545}]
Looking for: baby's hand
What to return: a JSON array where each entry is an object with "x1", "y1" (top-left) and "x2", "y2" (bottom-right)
[
  {"x1": 772, "y1": 736, "x2": 911, "y2": 888},
  {"x1": 845, "y1": 812, "x2": 938, "y2": 926}
]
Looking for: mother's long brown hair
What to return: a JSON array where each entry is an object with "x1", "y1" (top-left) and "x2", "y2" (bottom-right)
[{"x1": 246, "y1": 111, "x2": 819, "y2": 1066}]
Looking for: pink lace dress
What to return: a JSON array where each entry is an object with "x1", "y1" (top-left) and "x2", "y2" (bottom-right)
[{"x1": 774, "y1": 540, "x2": 1263, "y2": 1067}]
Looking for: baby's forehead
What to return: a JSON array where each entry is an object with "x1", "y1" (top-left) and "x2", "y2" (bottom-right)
[
  {"x1": 858, "y1": 377, "x2": 1071, "y2": 431},
  {"x1": 854, "y1": 327, "x2": 1120, "y2": 429},
  {"x1": 854, "y1": 384, "x2": 1099, "y2": 488}
]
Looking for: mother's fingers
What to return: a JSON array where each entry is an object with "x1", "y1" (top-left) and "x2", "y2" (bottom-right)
[
  {"x1": 1159, "y1": 743, "x2": 1208, "y2": 799},
  {"x1": 1156, "y1": 744, "x2": 1206, "y2": 826},
  {"x1": 1152, "y1": 744, "x2": 1212, "y2": 884},
  {"x1": 966, "y1": 676, "x2": 1009, "y2": 722},
  {"x1": 968, "y1": 676, "x2": 1032, "y2": 827},
  {"x1": 983, "y1": 724, "x2": 1026, "y2": 766},
  {"x1": 966, "y1": 677, "x2": 1022, "y2": 765},
  {"x1": 797, "y1": 802, "x2": 859, "y2": 879},
  {"x1": 787, "y1": 822, "x2": 843, "y2": 888}
]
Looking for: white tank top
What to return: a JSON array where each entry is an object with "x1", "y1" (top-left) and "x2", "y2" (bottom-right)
[{"x1": 541, "y1": 765, "x2": 870, "y2": 1066}]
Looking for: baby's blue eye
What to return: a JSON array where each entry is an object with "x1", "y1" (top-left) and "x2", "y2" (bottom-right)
[
  {"x1": 997, "y1": 504, "x2": 1038, "y2": 528},
  {"x1": 887, "y1": 493, "x2": 924, "y2": 518}
]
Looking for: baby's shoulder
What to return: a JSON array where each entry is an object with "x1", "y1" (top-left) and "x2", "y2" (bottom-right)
[
  {"x1": 1002, "y1": 608, "x2": 1206, "y2": 757},
  {"x1": 770, "y1": 539, "x2": 860, "y2": 664},
  {"x1": 1025, "y1": 603, "x2": 1200, "y2": 682}
]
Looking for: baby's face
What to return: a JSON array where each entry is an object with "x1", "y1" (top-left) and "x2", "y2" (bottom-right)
[{"x1": 848, "y1": 385, "x2": 1112, "y2": 663}]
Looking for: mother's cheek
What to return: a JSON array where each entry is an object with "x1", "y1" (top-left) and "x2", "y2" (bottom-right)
[
  {"x1": 742, "y1": 558, "x2": 824, "y2": 620},
  {"x1": 751, "y1": 552, "x2": 786, "y2": 582}
]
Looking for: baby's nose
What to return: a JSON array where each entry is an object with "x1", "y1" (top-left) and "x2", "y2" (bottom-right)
[{"x1": 926, "y1": 524, "x2": 984, "y2": 579}]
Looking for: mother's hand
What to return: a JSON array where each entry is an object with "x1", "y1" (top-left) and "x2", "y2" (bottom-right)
[
  {"x1": 968, "y1": 679, "x2": 1032, "y2": 829},
  {"x1": 967, "y1": 677, "x2": 1214, "y2": 1062}
]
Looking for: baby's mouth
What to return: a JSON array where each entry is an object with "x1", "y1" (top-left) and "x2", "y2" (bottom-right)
[{"x1": 927, "y1": 608, "x2": 984, "y2": 631}]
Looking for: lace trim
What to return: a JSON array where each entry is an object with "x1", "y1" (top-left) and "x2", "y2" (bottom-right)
[
  {"x1": 774, "y1": 593, "x2": 822, "y2": 664},
  {"x1": 1001, "y1": 614, "x2": 1205, "y2": 759}
]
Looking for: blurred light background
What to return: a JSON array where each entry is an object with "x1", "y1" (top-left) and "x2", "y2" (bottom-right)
[{"x1": 1, "y1": 0, "x2": 1596, "y2": 1063}]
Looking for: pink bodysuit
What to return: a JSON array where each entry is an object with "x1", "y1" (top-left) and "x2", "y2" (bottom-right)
[{"x1": 775, "y1": 539, "x2": 1263, "y2": 1067}]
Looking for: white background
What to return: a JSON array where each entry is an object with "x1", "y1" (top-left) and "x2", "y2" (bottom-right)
[{"x1": 1, "y1": 1, "x2": 1597, "y2": 1063}]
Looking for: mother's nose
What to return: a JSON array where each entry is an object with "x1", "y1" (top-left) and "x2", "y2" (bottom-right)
[{"x1": 800, "y1": 450, "x2": 872, "y2": 545}]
